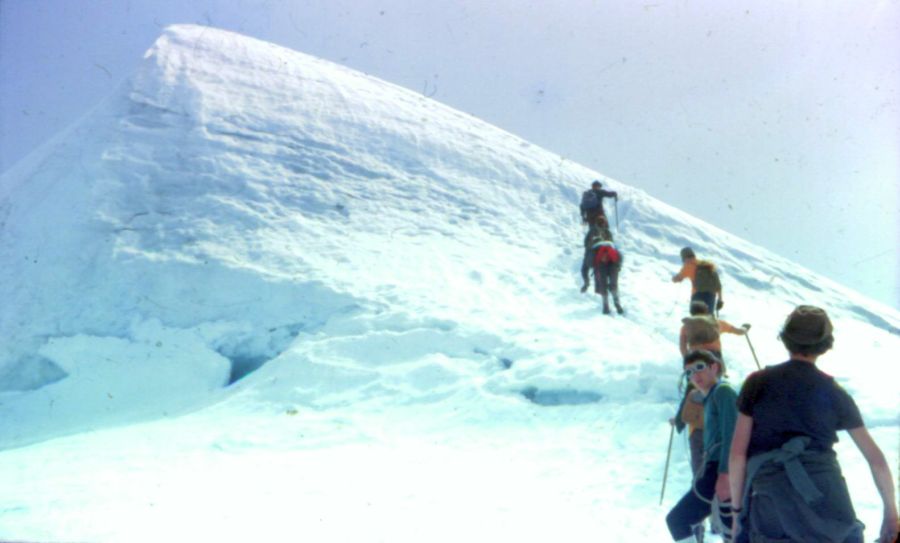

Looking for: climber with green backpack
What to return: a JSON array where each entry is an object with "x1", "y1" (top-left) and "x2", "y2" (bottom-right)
[{"x1": 672, "y1": 247, "x2": 724, "y2": 315}]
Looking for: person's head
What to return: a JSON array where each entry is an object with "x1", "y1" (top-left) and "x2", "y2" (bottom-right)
[
  {"x1": 689, "y1": 300, "x2": 710, "y2": 316},
  {"x1": 680, "y1": 247, "x2": 696, "y2": 261},
  {"x1": 591, "y1": 180, "x2": 602, "y2": 190},
  {"x1": 779, "y1": 305, "x2": 834, "y2": 357},
  {"x1": 683, "y1": 349, "x2": 724, "y2": 391}
]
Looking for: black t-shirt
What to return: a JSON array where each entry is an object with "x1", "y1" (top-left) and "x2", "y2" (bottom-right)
[{"x1": 737, "y1": 360, "x2": 864, "y2": 457}]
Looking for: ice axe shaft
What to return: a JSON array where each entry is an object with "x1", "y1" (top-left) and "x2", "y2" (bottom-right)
[
  {"x1": 743, "y1": 324, "x2": 761, "y2": 370},
  {"x1": 660, "y1": 423, "x2": 675, "y2": 505},
  {"x1": 614, "y1": 195, "x2": 619, "y2": 231}
]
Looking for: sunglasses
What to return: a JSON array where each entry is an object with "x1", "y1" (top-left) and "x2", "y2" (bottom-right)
[{"x1": 684, "y1": 362, "x2": 708, "y2": 377}]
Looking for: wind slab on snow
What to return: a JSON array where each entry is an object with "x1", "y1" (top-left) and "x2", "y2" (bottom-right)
[{"x1": 0, "y1": 25, "x2": 897, "y2": 542}]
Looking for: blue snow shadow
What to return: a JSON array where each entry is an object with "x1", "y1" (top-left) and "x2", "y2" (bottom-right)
[
  {"x1": 848, "y1": 306, "x2": 900, "y2": 337},
  {"x1": 520, "y1": 386, "x2": 604, "y2": 406}
]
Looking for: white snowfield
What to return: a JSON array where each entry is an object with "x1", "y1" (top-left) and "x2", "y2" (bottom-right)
[{"x1": 0, "y1": 24, "x2": 897, "y2": 542}]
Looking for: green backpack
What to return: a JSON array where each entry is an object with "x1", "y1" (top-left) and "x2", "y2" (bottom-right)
[{"x1": 694, "y1": 261, "x2": 721, "y2": 294}]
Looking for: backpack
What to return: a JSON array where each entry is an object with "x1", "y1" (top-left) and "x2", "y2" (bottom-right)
[
  {"x1": 694, "y1": 261, "x2": 721, "y2": 293},
  {"x1": 585, "y1": 224, "x2": 612, "y2": 249},
  {"x1": 679, "y1": 386, "x2": 705, "y2": 432},
  {"x1": 593, "y1": 242, "x2": 620, "y2": 265},
  {"x1": 682, "y1": 315, "x2": 720, "y2": 345},
  {"x1": 581, "y1": 190, "x2": 600, "y2": 211},
  {"x1": 740, "y1": 437, "x2": 863, "y2": 543}
]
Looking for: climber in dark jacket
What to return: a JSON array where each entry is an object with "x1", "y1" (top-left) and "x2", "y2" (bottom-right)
[
  {"x1": 728, "y1": 306, "x2": 898, "y2": 543},
  {"x1": 579, "y1": 180, "x2": 617, "y2": 224}
]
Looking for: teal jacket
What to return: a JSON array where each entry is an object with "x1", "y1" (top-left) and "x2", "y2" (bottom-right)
[{"x1": 702, "y1": 381, "x2": 738, "y2": 473}]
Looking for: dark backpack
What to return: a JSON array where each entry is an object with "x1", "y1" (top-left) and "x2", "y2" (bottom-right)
[
  {"x1": 741, "y1": 438, "x2": 863, "y2": 543},
  {"x1": 694, "y1": 261, "x2": 721, "y2": 293},
  {"x1": 581, "y1": 190, "x2": 600, "y2": 212}
]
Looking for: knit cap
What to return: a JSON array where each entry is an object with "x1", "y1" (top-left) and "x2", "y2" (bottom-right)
[{"x1": 782, "y1": 305, "x2": 833, "y2": 345}]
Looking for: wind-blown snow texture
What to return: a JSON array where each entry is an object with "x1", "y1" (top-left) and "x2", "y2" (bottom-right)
[{"x1": 0, "y1": 25, "x2": 897, "y2": 542}]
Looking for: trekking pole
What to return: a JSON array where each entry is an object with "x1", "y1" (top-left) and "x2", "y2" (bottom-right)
[
  {"x1": 742, "y1": 323, "x2": 761, "y2": 370},
  {"x1": 660, "y1": 423, "x2": 675, "y2": 505},
  {"x1": 614, "y1": 195, "x2": 619, "y2": 231}
]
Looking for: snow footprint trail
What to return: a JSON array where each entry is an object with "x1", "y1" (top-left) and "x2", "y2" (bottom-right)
[
  {"x1": 238, "y1": 311, "x2": 529, "y2": 411},
  {"x1": 485, "y1": 261, "x2": 684, "y2": 419}
]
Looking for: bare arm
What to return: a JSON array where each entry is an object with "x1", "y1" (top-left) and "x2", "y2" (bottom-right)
[
  {"x1": 728, "y1": 414, "x2": 753, "y2": 534},
  {"x1": 679, "y1": 325, "x2": 688, "y2": 356},
  {"x1": 847, "y1": 426, "x2": 899, "y2": 543},
  {"x1": 718, "y1": 320, "x2": 746, "y2": 336}
]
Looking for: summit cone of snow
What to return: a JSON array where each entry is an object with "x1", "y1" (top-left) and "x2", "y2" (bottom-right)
[{"x1": 0, "y1": 25, "x2": 897, "y2": 541}]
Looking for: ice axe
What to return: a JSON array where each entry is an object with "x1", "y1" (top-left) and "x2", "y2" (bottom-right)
[
  {"x1": 614, "y1": 195, "x2": 619, "y2": 231},
  {"x1": 742, "y1": 323, "x2": 761, "y2": 370},
  {"x1": 660, "y1": 423, "x2": 675, "y2": 505}
]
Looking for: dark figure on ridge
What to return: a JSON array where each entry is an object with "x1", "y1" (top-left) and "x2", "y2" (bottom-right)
[{"x1": 579, "y1": 179, "x2": 617, "y2": 225}]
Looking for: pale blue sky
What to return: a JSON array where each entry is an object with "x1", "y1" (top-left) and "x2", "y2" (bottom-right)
[{"x1": 1, "y1": 0, "x2": 898, "y2": 308}]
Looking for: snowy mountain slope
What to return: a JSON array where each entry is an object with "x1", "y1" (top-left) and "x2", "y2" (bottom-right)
[{"x1": 0, "y1": 25, "x2": 897, "y2": 541}]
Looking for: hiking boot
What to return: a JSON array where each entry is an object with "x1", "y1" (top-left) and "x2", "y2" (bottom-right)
[
  {"x1": 602, "y1": 302, "x2": 611, "y2": 315},
  {"x1": 580, "y1": 284, "x2": 588, "y2": 293},
  {"x1": 615, "y1": 303, "x2": 624, "y2": 315}
]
